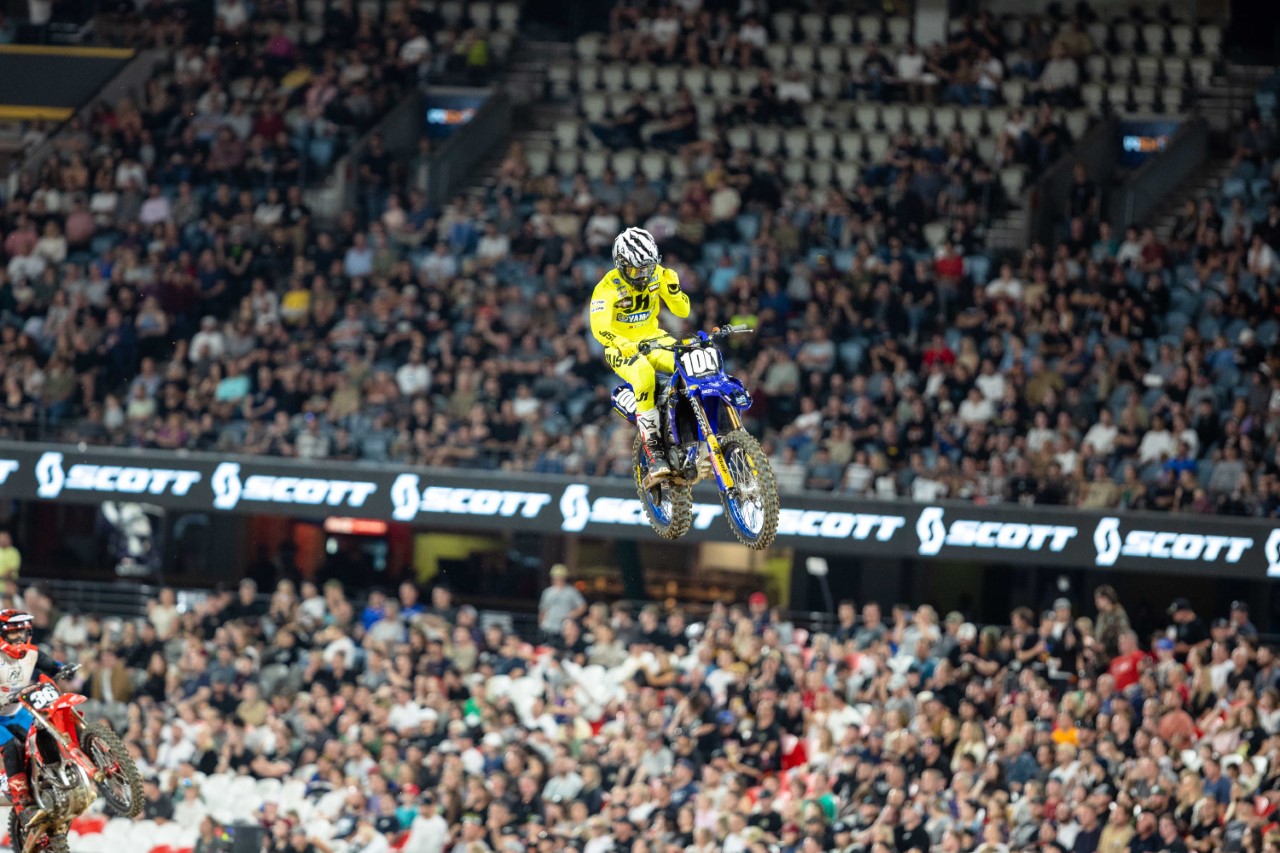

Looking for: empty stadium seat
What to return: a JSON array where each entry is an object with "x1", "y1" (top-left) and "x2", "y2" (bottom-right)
[
  {"x1": 708, "y1": 68, "x2": 735, "y2": 98},
  {"x1": 575, "y1": 33, "x2": 602, "y2": 63},
  {"x1": 639, "y1": 151, "x2": 666, "y2": 181},
  {"x1": 600, "y1": 65, "x2": 626, "y2": 92},
  {"x1": 611, "y1": 150, "x2": 637, "y2": 180},
  {"x1": 771, "y1": 10, "x2": 796, "y2": 42},
  {"x1": 467, "y1": 1, "x2": 493, "y2": 29},
  {"x1": 526, "y1": 147, "x2": 551, "y2": 176},
  {"x1": 1000, "y1": 166, "x2": 1026, "y2": 197},
  {"x1": 811, "y1": 130, "x2": 837, "y2": 159},
  {"x1": 754, "y1": 126, "x2": 781, "y2": 156},
  {"x1": 835, "y1": 161, "x2": 861, "y2": 191},
  {"x1": 1170, "y1": 24, "x2": 1194, "y2": 55},
  {"x1": 628, "y1": 65, "x2": 653, "y2": 92},
  {"x1": 857, "y1": 14, "x2": 882, "y2": 43},
  {"x1": 830, "y1": 14, "x2": 855, "y2": 43},
  {"x1": 554, "y1": 150, "x2": 580, "y2": 176},
  {"x1": 1141, "y1": 23, "x2": 1167, "y2": 53},
  {"x1": 799, "y1": 13, "x2": 825, "y2": 42},
  {"x1": 809, "y1": 160, "x2": 834, "y2": 187},
  {"x1": 886, "y1": 17, "x2": 911, "y2": 46},
  {"x1": 726, "y1": 126, "x2": 752, "y2": 151},
  {"x1": 495, "y1": 2, "x2": 519, "y2": 31},
  {"x1": 654, "y1": 66, "x2": 680, "y2": 95},
  {"x1": 782, "y1": 128, "x2": 809, "y2": 158},
  {"x1": 1114, "y1": 21, "x2": 1137, "y2": 52},
  {"x1": 1200, "y1": 24, "x2": 1222, "y2": 56},
  {"x1": 576, "y1": 63, "x2": 600, "y2": 93}
]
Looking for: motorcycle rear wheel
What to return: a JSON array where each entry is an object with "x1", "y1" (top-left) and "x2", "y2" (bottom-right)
[
  {"x1": 7, "y1": 810, "x2": 67, "y2": 853},
  {"x1": 9, "y1": 806, "x2": 23, "y2": 853},
  {"x1": 81, "y1": 723, "x2": 144, "y2": 818},
  {"x1": 717, "y1": 429, "x2": 779, "y2": 550},
  {"x1": 633, "y1": 433, "x2": 692, "y2": 540}
]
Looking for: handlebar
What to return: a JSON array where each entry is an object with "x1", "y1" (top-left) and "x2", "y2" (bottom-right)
[
  {"x1": 637, "y1": 324, "x2": 753, "y2": 355},
  {"x1": 55, "y1": 664, "x2": 79, "y2": 680}
]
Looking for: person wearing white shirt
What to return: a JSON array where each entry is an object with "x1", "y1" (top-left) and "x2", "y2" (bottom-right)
[
  {"x1": 957, "y1": 387, "x2": 995, "y2": 426},
  {"x1": 895, "y1": 42, "x2": 928, "y2": 102},
  {"x1": 51, "y1": 611, "x2": 88, "y2": 648},
  {"x1": 1082, "y1": 409, "x2": 1118, "y2": 455},
  {"x1": 738, "y1": 16, "x2": 767, "y2": 49},
  {"x1": 776, "y1": 70, "x2": 812, "y2": 104},
  {"x1": 156, "y1": 722, "x2": 196, "y2": 769},
  {"x1": 975, "y1": 48, "x2": 1004, "y2": 105},
  {"x1": 1137, "y1": 415, "x2": 1175, "y2": 464},
  {"x1": 396, "y1": 349, "x2": 432, "y2": 396},
  {"x1": 985, "y1": 263, "x2": 1024, "y2": 302},
  {"x1": 911, "y1": 474, "x2": 947, "y2": 502},
  {"x1": 418, "y1": 243, "x2": 458, "y2": 283},
  {"x1": 1116, "y1": 226, "x2": 1144, "y2": 267},
  {"x1": 189, "y1": 316, "x2": 227, "y2": 363},
  {"x1": 975, "y1": 360, "x2": 1006, "y2": 401},
  {"x1": 138, "y1": 185, "x2": 172, "y2": 226},
  {"x1": 404, "y1": 800, "x2": 449, "y2": 853},
  {"x1": 1248, "y1": 232, "x2": 1278, "y2": 280},
  {"x1": 475, "y1": 223, "x2": 510, "y2": 266}
]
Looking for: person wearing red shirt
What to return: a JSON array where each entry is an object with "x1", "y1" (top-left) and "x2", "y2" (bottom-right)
[
  {"x1": 1107, "y1": 630, "x2": 1150, "y2": 693},
  {"x1": 922, "y1": 334, "x2": 956, "y2": 367}
]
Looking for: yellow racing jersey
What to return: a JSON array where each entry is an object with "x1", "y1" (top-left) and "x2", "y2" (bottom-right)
[{"x1": 589, "y1": 265, "x2": 690, "y2": 348}]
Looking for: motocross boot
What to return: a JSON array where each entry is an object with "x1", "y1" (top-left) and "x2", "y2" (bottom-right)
[
  {"x1": 642, "y1": 435, "x2": 671, "y2": 484},
  {"x1": 8, "y1": 771, "x2": 41, "y2": 835}
]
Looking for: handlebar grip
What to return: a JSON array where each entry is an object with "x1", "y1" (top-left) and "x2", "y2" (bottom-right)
[
  {"x1": 56, "y1": 664, "x2": 79, "y2": 679},
  {"x1": 637, "y1": 342, "x2": 652, "y2": 355}
]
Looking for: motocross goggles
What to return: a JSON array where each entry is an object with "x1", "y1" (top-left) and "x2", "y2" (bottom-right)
[{"x1": 620, "y1": 261, "x2": 657, "y2": 287}]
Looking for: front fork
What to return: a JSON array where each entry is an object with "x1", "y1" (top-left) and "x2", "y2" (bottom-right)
[{"x1": 689, "y1": 397, "x2": 738, "y2": 492}]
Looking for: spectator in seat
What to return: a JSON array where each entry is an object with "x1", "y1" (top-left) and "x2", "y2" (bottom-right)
[
  {"x1": 851, "y1": 42, "x2": 893, "y2": 102},
  {"x1": 894, "y1": 42, "x2": 929, "y2": 103},
  {"x1": 1232, "y1": 115, "x2": 1272, "y2": 176},
  {"x1": 1035, "y1": 43, "x2": 1079, "y2": 107},
  {"x1": 648, "y1": 89, "x2": 698, "y2": 153},
  {"x1": 590, "y1": 93, "x2": 652, "y2": 152},
  {"x1": 88, "y1": 647, "x2": 133, "y2": 704}
]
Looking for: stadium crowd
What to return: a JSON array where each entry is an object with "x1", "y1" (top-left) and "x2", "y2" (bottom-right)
[
  {"x1": 17, "y1": 572, "x2": 1280, "y2": 853},
  {"x1": 0, "y1": 1, "x2": 1273, "y2": 517}
]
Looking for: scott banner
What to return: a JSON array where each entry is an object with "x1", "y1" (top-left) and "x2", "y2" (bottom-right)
[{"x1": 0, "y1": 441, "x2": 1277, "y2": 578}]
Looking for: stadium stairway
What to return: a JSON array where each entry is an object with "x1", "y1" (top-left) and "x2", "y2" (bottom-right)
[
  {"x1": 1196, "y1": 61, "x2": 1276, "y2": 134},
  {"x1": 1151, "y1": 157, "x2": 1238, "y2": 240},
  {"x1": 460, "y1": 37, "x2": 575, "y2": 201}
]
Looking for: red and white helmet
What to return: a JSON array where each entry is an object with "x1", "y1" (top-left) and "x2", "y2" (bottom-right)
[{"x1": 0, "y1": 610, "x2": 33, "y2": 645}]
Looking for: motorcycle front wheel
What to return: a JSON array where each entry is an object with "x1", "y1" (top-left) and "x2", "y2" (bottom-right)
[
  {"x1": 81, "y1": 723, "x2": 144, "y2": 818},
  {"x1": 633, "y1": 433, "x2": 692, "y2": 540},
  {"x1": 717, "y1": 429, "x2": 779, "y2": 550}
]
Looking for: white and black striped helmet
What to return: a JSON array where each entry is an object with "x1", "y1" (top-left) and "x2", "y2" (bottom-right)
[{"x1": 612, "y1": 227, "x2": 661, "y2": 287}]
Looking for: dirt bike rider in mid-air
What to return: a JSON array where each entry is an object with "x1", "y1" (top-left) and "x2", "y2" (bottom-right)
[
  {"x1": 0, "y1": 610, "x2": 64, "y2": 828},
  {"x1": 589, "y1": 227, "x2": 691, "y2": 481}
]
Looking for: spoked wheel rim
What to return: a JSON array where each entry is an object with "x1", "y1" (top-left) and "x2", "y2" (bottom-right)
[
  {"x1": 724, "y1": 443, "x2": 765, "y2": 538},
  {"x1": 87, "y1": 739, "x2": 132, "y2": 813},
  {"x1": 638, "y1": 462, "x2": 674, "y2": 526}
]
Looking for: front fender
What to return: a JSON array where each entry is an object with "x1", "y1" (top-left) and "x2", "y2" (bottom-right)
[{"x1": 688, "y1": 374, "x2": 752, "y2": 410}]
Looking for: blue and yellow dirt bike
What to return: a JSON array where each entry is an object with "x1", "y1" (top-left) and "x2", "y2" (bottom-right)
[{"x1": 611, "y1": 325, "x2": 779, "y2": 550}]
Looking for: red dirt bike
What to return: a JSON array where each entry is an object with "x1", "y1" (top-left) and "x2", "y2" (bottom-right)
[{"x1": 7, "y1": 668, "x2": 143, "y2": 853}]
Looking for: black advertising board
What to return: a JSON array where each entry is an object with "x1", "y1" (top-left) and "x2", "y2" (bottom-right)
[{"x1": 0, "y1": 441, "x2": 1276, "y2": 579}]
